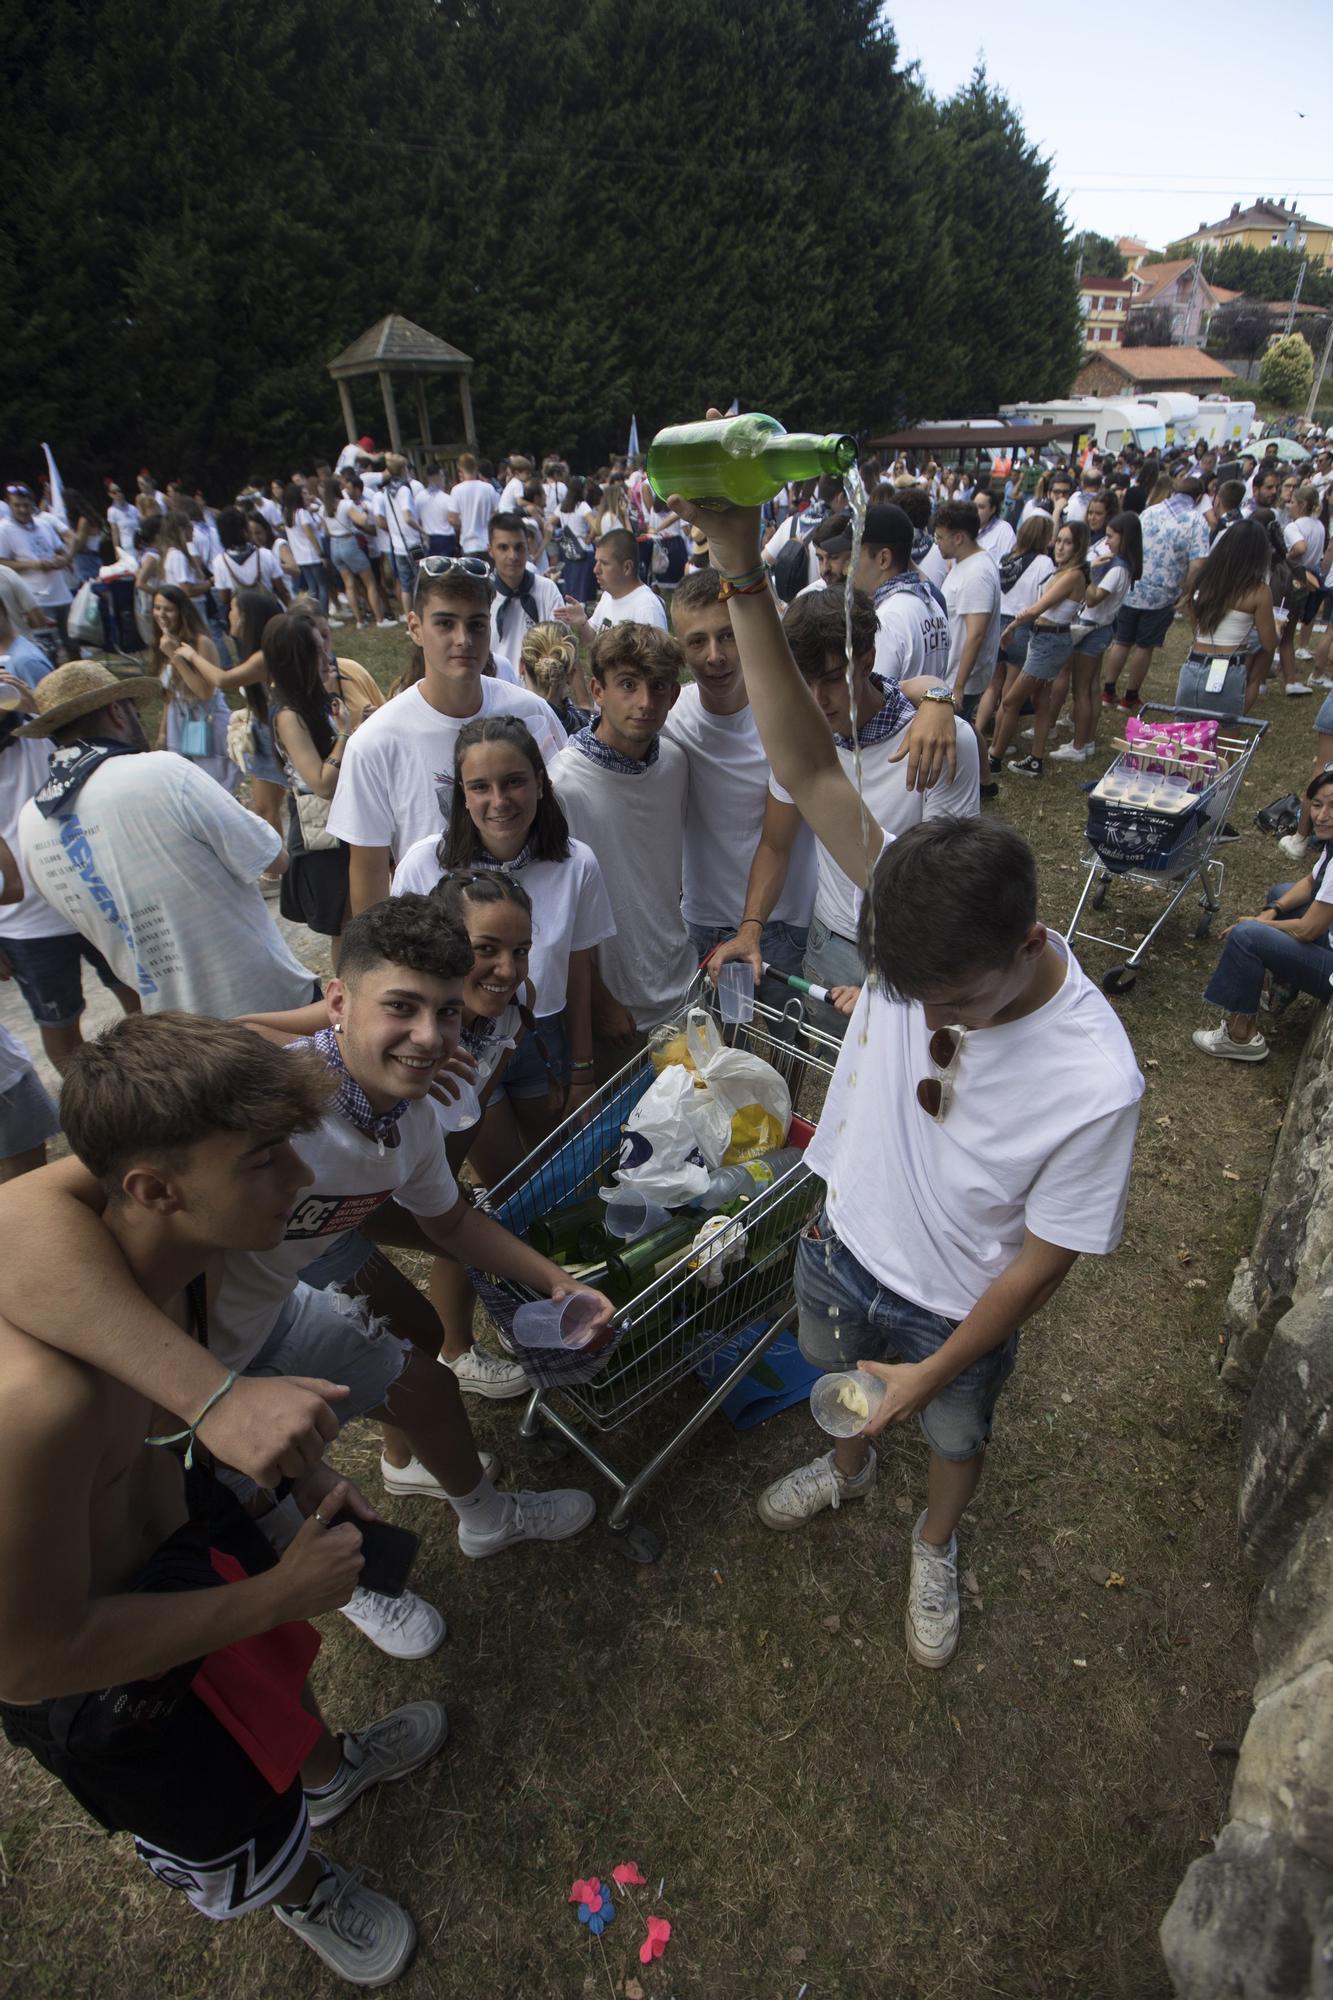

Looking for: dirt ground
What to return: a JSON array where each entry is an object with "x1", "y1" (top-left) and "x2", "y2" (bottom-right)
[{"x1": 1, "y1": 612, "x2": 1320, "y2": 2000}]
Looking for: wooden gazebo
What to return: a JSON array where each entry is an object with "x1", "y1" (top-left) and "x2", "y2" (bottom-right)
[{"x1": 327, "y1": 313, "x2": 478, "y2": 460}]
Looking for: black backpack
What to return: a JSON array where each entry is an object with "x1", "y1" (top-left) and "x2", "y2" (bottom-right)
[{"x1": 772, "y1": 526, "x2": 816, "y2": 604}]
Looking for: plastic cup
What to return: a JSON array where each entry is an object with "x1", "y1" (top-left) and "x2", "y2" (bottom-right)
[
  {"x1": 603, "y1": 1189, "x2": 670, "y2": 1242},
  {"x1": 717, "y1": 960, "x2": 755, "y2": 1025},
  {"x1": 810, "y1": 1370, "x2": 886, "y2": 1438},
  {"x1": 512, "y1": 1293, "x2": 604, "y2": 1351}
]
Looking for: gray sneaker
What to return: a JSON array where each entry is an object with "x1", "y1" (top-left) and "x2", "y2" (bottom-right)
[
  {"x1": 905, "y1": 1512, "x2": 960, "y2": 1668},
  {"x1": 756, "y1": 1447, "x2": 877, "y2": 1532},
  {"x1": 305, "y1": 1699, "x2": 449, "y2": 1829},
  {"x1": 274, "y1": 1855, "x2": 415, "y2": 1986}
]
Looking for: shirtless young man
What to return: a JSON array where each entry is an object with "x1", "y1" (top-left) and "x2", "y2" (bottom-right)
[{"x1": 0, "y1": 1014, "x2": 445, "y2": 1985}]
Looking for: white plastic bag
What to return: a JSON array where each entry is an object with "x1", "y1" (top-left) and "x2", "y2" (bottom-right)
[
  {"x1": 612, "y1": 1062, "x2": 731, "y2": 1206},
  {"x1": 684, "y1": 1009, "x2": 791, "y2": 1163},
  {"x1": 66, "y1": 579, "x2": 103, "y2": 647}
]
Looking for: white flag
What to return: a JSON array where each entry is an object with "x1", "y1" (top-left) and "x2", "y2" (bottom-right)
[{"x1": 41, "y1": 442, "x2": 68, "y2": 527}]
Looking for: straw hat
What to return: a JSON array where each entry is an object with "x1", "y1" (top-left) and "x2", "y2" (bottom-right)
[{"x1": 17, "y1": 660, "x2": 160, "y2": 739}]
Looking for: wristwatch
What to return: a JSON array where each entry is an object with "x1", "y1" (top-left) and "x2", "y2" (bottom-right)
[{"x1": 920, "y1": 684, "x2": 955, "y2": 706}]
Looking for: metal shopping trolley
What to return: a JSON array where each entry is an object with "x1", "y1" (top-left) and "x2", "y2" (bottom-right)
[
  {"x1": 472, "y1": 978, "x2": 841, "y2": 1562},
  {"x1": 1064, "y1": 703, "x2": 1268, "y2": 995}
]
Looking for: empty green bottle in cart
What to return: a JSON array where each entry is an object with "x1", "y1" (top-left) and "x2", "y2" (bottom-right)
[{"x1": 645, "y1": 414, "x2": 857, "y2": 508}]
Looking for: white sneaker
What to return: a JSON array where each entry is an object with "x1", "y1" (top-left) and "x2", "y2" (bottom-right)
[
  {"x1": 1285, "y1": 681, "x2": 1314, "y2": 696},
  {"x1": 1191, "y1": 1023, "x2": 1269, "y2": 1063},
  {"x1": 340, "y1": 1585, "x2": 446, "y2": 1658},
  {"x1": 1048, "y1": 741, "x2": 1095, "y2": 762},
  {"x1": 377, "y1": 616, "x2": 398, "y2": 628},
  {"x1": 445, "y1": 1344, "x2": 530, "y2": 1400},
  {"x1": 756, "y1": 1447, "x2": 877, "y2": 1532},
  {"x1": 457, "y1": 1487, "x2": 596, "y2": 1558},
  {"x1": 381, "y1": 1449, "x2": 499, "y2": 1498},
  {"x1": 906, "y1": 1512, "x2": 960, "y2": 1668},
  {"x1": 1296, "y1": 648, "x2": 1314, "y2": 661},
  {"x1": 274, "y1": 1856, "x2": 416, "y2": 1985},
  {"x1": 305, "y1": 1700, "x2": 449, "y2": 1829},
  {"x1": 1278, "y1": 832, "x2": 1310, "y2": 861}
]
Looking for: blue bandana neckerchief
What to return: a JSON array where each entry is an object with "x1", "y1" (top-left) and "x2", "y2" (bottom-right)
[
  {"x1": 472, "y1": 844, "x2": 533, "y2": 872},
  {"x1": 307, "y1": 1026, "x2": 406, "y2": 1151},
  {"x1": 831, "y1": 672, "x2": 912, "y2": 751},
  {"x1": 494, "y1": 565, "x2": 540, "y2": 639},
  {"x1": 569, "y1": 723, "x2": 660, "y2": 775}
]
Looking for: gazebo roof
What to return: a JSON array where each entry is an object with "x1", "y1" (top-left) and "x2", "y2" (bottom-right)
[{"x1": 328, "y1": 314, "x2": 473, "y2": 379}]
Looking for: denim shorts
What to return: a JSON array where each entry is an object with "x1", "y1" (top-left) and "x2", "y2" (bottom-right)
[
  {"x1": 243, "y1": 715, "x2": 285, "y2": 787},
  {"x1": 794, "y1": 1209, "x2": 1018, "y2": 1462},
  {"x1": 1112, "y1": 601, "x2": 1174, "y2": 650},
  {"x1": 1175, "y1": 650, "x2": 1247, "y2": 718},
  {"x1": 495, "y1": 1010, "x2": 569, "y2": 1101},
  {"x1": 0, "y1": 929, "x2": 123, "y2": 1028},
  {"x1": 1070, "y1": 621, "x2": 1115, "y2": 660},
  {"x1": 297, "y1": 1228, "x2": 374, "y2": 1291},
  {"x1": 0, "y1": 1066, "x2": 60, "y2": 1160},
  {"x1": 244, "y1": 1280, "x2": 408, "y2": 1421},
  {"x1": 1000, "y1": 624, "x2": 1031, "y2": 667},
  {"x1": 330, "y1": 534, "x2": 370, "y2": 577},
  {"x1": 803, "y1": 916, "x2": 864, "y2": 992},
  {"x1": 1315, "y1": 690, "x2": 1333, "y2": 735},
  {"x1": 1024, "y1": 627, "x2": 1076, "y2": 682},
  {"x1": 392, "y1": 550, "x2": 419, "y2": 592}
]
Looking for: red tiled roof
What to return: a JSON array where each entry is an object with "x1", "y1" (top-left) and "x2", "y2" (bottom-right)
[
  {"x1": 1094, "y1": 347, "x2": 1234, "y2": 383},
  {"x1": 1212, "y1": 286, "x2": 1242, "y2": 304},
  {"x1": 1133, "y1": 260, "x2": 1201, "y2": 301}
]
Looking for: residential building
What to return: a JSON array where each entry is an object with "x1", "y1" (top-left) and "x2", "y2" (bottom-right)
[
  {"x1": 1073, "y1": 347, "x2": 1235, "y2": 397},
  {"x1": 1080, "y1": 276, "x2": 1133, "y2": 347},
  {"x1": 1127, "y1": 260, "x2": 1222, "y2": 345},
  {"x1": 1186, "y1": 199, "x2": 1333, "y2": 269},
  {"x1": 1117, "y1": 237, "x2": 1151, "y2": 274}
]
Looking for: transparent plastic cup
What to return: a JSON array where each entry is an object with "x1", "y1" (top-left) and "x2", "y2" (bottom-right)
[
  {"x1": 717, "y1": 960, "x2": 755, "y2": 1024},
  {"x1": 810, "y1": 1370, "x2": 886, "y2": 1438},
  {"x1": 603, "y1": 1190, "x2": 670, "y2": 1242},
  {"x1": 512, "y1": 1292, "x2": 604, "y2": 1351}
]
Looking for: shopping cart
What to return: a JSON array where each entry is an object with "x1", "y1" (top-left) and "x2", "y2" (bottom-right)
[
  {"x1": 473, "y1": 978, "x2": 840, "y2": 1561},
  {"x1": 1064, "y1": 703, "x2": 1267, "y2": 995}
]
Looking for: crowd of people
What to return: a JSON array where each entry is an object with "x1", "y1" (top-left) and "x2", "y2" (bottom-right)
[{"x1": 0, "y1": 412, "x2": 1329, "y2": 1984}]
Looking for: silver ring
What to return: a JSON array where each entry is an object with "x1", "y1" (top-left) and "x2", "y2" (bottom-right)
[{"x1": 313, "y1": 1510, "x2": 327, "y2": 1526}]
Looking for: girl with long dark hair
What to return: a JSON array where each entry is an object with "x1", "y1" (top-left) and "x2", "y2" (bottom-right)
[
  {"x1": 172, "y1": 585, "x2": 287, "y2": 842},
  {"x1": 990, "y1": 519, "x2": 1091, "y2": 778},
  {"x1": 261, "y1": 614, "x2": 352, "y2": 944},
  {"x1": 1180, "y1": 518, "x2": 1278, "y2": 718},
  {"x1": 1052, "y1": 511, "x2": 1143, "y2": 760},
  {"x1": 150, "y1": 583, "x2": 237, "y2": 792}
]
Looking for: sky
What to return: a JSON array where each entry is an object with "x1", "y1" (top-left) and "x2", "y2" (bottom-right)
[{"x1": 885, "y1": 0, "x2": 1333, "y2": 255}]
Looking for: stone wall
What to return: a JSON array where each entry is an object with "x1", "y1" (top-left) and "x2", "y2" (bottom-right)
[{"x1": 1161, "y1": 1006, "x2": 1333, "y2": 1998}]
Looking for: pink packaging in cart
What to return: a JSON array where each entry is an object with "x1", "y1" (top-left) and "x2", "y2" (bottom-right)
[{"x1": 1123, "y1": 715, "x2": 1217, "y2": 781}]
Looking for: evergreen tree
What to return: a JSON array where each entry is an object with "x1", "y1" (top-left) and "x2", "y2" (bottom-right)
[{"x1": 1259, "y1": 331, "x2": 1314, "y2": 409}]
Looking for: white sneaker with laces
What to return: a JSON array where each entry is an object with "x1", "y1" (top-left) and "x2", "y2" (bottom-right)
[
  {"x1": 1192, "y1": 1023, "x2": 1269, "y2": 1062},
  {"x1": 1278, "y1": 832, "x2": 1310, "y2": 861},
  {"x1": 274, "y1": 1856, "x2": 416, "y2": 1985},
  {"x1": 305, "y1": 1700, "x2": 449, "y2": 1829},
  {"x1": 457, "y1": 1487, "x2": 596, "y2": 1557},
  {"x1": 381, "y1": 1449, "x2": 499, "y2": 1498},
  {"x1": 1296, "y1": 648, "x2": 1314, "y2": 661},
  {"x1": 756, "y1": 1447, "x2": 877, "y2": 1532},
  {"x1": 1048, "y1": 741, "x2": 1095, "y2": 762},
  {"x1": 1285, "y1": 681, "x2": 1314, "y2": 696},
  {"x1": 905, "y1": 1512, "x2": 960, "y2": 1668},
  {"x1": 340, "y1": 1585, "x2": 446, "y2": 1658},
  {"x1": 445, "y1": 1344, "x2": 530, "y2": 1400}
]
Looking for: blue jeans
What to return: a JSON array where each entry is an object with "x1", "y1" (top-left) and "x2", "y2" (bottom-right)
[
  {"x1": 427, "y1": 533, "x2": 459, "y2": 557},
  {"x1": 1203, "y1": 887, "x2": 1333, "y2": 1015},
  {"x1": 803, "y1": 915, "x2": 863, "y2": 990},
  {"x1": 495, "y1": 1011, "x2": 570, "y2": 1100},
  {"x1": 298, "y1": 561, "x2": 328, "y2": 612},
  {"x1": 687, "y1": 919, "x2": 809, "y2": 978},
  {"x1": 794, "y1": 1209, "x2": 1018, "y2": 1462}
]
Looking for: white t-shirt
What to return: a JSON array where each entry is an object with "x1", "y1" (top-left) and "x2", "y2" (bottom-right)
[
  {"x1": 662, "y1": 684, "x2": 817, "y2": 931},
  {"x1": 0, "y1": 736, "x2": 77, "y2": 943},
  {"x1": 0, "y1": 1019, "x2": 36, "y2": 1096},
  {"x1": 163, "y1": 546, "x2": 206, "y2": 590},
  {"x1": 257, "y1": 497, "x2": 284, "y2": 530},
  {"x1": 976, "y1": 517, "x2": 1016, "y2": 565},
  {"x1": 380, "y1": 481, "x2": 425, "y2": 556},
  {"x1": 417, "y1": 487, "x2": 455, "y2": 539},
  {"x1": 211, "y1": 547, "x2": 284, "y2": 595},
  {"x1": 806, "y1": 936, "x2": 1144, "y2": 1320},
  {"x1": 999, "y1": 552, "x2": 1055, "y2": 620},
  {"x1": 556, "y1": 503, "x2": 594, "y2": 552},
  {"x1": 19, "y1": 752, "x2": 314, "y2": 1014},
  {"x1": 916, "y1": 542, "x2": 950, "y2": 593},
  {"x1": 1079, "y1": 555, "x2": 1132, "y2": 630},
  {"x1": 213, "y1": 1091, "x2": 459, "y2": 1369},
  {"x1": 1286, "y1": 515, "x2": 1326, "y2": 578},
  {"x1": 873, "y1": 582, "x2": 951, "y2": 684},
  {"x1": 391, "y1": 837, "x2": 616, "y2": 1019},
  {"x1": 499, "y1": 477, "x2": 527, "y2": 515},
  {"x1": 943, "y1": 552, "x2": 1003, "y2": 695},
  {"x1": 449, "y1": 479, "x2": 499, "y2": 553},
  {"x1": 107, "y1": 502, "x2": 141, "y2": 556},
  {"x1": 770, "y1": 710, "x2": 980, "y2": 940},
  {"x1": 0, "y1": 517, "x2": 72, "y2": 608},
  {"x1": 550, "y1": 740, "x2": 696, "y2": 1030},
  {"x1": 488, "y1": 568, "x2": 565, "y2": 682},
  {"x1": 286, "y1": 509, "x2": 323, "y2": 567},
  {"x1": 587, "y1": 583, "x2": 668, "y2": 632},
  {"x1": 327, "y1": 679, "x2": 567, "y2": 861}
]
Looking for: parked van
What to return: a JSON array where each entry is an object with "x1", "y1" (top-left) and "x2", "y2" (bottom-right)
[
  {"x1": 1000, "y1": 397, "x2": 1167, "y2": 454},
  {"x1": 1194, "y1": 397, "x2": 1256, "y2": 448},
  {"x1": 1136, "y1": 394, "x2": 1201, "y2": 447}
]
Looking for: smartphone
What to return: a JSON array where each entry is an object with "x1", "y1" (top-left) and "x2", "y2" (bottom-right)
[{"x1": 330, "y1": 1511, "x2": 420, "y2": 1599}]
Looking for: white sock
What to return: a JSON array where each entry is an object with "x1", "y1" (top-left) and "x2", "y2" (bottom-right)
[{"x1": 447, "y1": 1472, "x2": 508, "y2": 1536}]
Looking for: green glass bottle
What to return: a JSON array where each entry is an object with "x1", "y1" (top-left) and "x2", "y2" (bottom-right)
[
  {"x1": 526, "y1": 1194, "x2": 612, "y2": 1259},
  {"x1": 608, "y1": 1217, "x2": 701, "y2": 1300},
  {"x1": 646, "y1": 414, "x2": 857, "y2": 508}
]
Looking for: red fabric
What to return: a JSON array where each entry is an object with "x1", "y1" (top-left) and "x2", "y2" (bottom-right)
[{"x1": 189, "y1": 1550, "x2": 322, "y2": 1793}]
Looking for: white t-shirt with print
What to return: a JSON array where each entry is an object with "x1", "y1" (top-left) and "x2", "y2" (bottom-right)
[
  {"x1": 0, "y1": 516, "x2": 72, "y2": 608},
  {"x1": 19, "y1": 752, "x2": 313, "y2": 1014},
  {"x1": 213, "y1": 1091, "x2": 460, "y2": 1368},
  {"x1": 806, "y1": 935, "x2": 1144, "y2": 1320},
  {"x1": 550, "y1": 740, "x2": 696, "y2": 1030},
  {"x1": 662, "y1": 683, "x2": 817, "y2": 931},
  {"x1": 327, "y1": 679, "x2": 567, "y2": 861},
  {"x1": 874, "y1": 584, "x2": 951, "y2": 684},
  {"x1": 587, "y1": 583, "x2": 668, "y2": 632},
  {"x1": 391, "y1": 837, "x2": 616, "y2": 1019},
  {"x1": 943, "y1": 551, "x2": 1003, "y2": 695},
  {"x1": 770, "y1": 713, "x2": 980, "y2": 940},
  {"x1": 449, "y1": 480, "x2": 499, "y2": 553}
]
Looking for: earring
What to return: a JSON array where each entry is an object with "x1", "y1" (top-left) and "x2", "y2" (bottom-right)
[{"x1": 333, "y1": 1022, "x2": 344, "y2": 1033}]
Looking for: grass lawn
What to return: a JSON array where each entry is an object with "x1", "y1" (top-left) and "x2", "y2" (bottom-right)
[{"x1": 2, "y1": 610, "x2": 1319, "y2": 1999}]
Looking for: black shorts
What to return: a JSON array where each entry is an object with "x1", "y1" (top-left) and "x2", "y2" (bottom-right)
[
  {"x1": 279, "y1": 844, "x2": 351, "y2": 936},
  {"x1": 0, "y1": 1473, "x2": 309, "y2": 1920}
]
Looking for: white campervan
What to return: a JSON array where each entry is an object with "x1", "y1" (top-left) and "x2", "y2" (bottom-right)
[
  {"x1": 1136, "y1": 394, "x2": 1201, "y2": 447},
  {"x1": 1000, "y1": 397, "x2": 1167, "y2": 454}
]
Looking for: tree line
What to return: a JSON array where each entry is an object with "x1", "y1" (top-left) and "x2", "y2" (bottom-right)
[{"x1": 0, "y1": 0, "x2": 1082, "y2": 490}]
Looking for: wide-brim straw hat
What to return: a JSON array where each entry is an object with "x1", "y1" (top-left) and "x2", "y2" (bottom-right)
[{"x1": 17, "y1": 660, "x2": 161, "y2": 739}]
